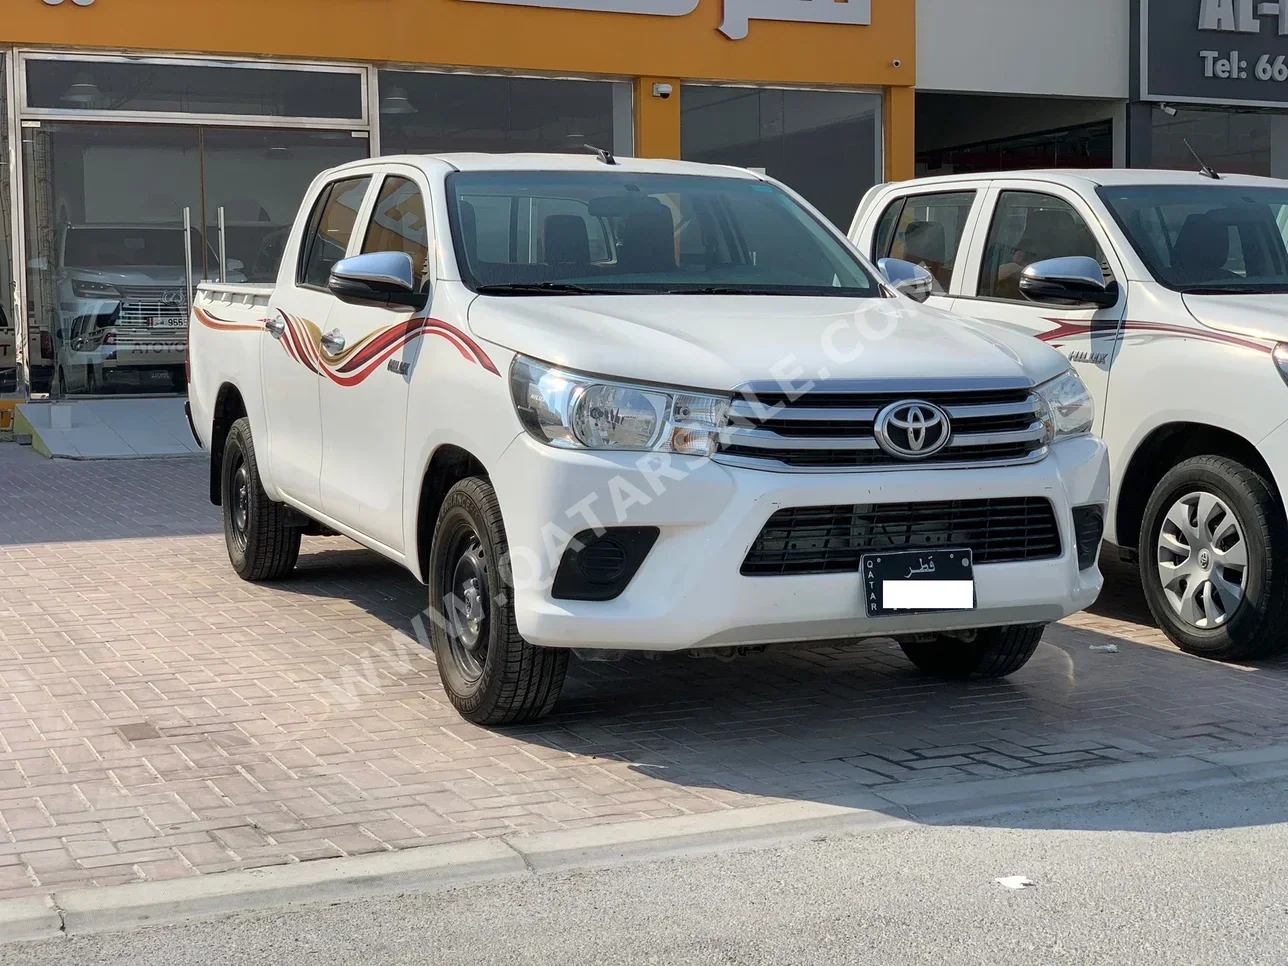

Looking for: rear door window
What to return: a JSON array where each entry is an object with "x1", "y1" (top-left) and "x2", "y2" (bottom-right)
[{"x1": 297, "y1": 176, "x2": 372, "y2": 289}]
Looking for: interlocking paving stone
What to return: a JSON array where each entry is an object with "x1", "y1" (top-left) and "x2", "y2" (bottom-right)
[{"x1": 0, "y1": 442, "x2": 1286, "y2": 896}]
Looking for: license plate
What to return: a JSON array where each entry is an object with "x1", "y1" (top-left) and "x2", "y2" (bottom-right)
[
  {"x1": 150, "y1": 317, "x2": 186, "y2": 328},
  {"x1": 862, "y1": 548, "x2": 975, "y2": 617}
]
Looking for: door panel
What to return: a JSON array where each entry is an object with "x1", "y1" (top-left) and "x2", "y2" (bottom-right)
[
  {"x1": 319, "y1": 173, "x2": 431, "y2": 553},
  {"x1": 953, "y1": 185, "x2": 1126, "y2": 433},
  {"x1": 262, "y1": 175, "x2": 372, "y2": 509}
]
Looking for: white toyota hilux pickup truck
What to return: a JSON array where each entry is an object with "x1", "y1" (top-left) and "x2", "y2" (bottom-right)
[
  {"x1": 851, "y1": 168, "x2": 1288, "y2": 663},
  {"x1": 188, "y1": 153, "x2": 1108, "y2": 724}
]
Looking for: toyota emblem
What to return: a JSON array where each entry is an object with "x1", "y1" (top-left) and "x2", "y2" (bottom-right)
[{"x1": 874, "y1": 400, "x2": 952, "y2": 460}]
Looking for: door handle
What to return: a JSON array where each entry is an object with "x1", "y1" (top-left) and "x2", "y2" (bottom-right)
[
  {"x1": 320, "y1": 329, "x2": 345, "y2": 355},
  {"x1": 264, "y1": 317, "x2": 286, "y2": 339}
]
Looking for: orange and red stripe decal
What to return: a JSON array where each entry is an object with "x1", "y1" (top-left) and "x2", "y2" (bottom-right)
[
  {"x1": 194, "y1": 305, "x2": 499, "y2": 385},
  {"x1": 1039, "y1": 318, "x2": 1273, "y2": 355}
]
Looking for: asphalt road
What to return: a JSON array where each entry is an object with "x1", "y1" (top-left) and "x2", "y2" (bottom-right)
[{"x1": 9, "y1": 778, "x2": 1288, "y2": 966}]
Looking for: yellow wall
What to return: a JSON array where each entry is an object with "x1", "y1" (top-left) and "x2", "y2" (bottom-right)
[{"x1": 5, "y1": 0, "x2": 916, "y2": 177}]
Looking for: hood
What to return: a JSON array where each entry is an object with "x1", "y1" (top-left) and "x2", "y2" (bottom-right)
[
  {"x1": 467, "y1": 295, "x2": 1070, "y2": 392},
  {"x1": 1183, "y1": 292, "x2": 1288, "y2": 345},
  {"x1": 63, "y1": 267, "x2": 189, "y2": 287}
]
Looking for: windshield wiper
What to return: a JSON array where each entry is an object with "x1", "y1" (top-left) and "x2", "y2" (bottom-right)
[
  {"x1": 659, "y1": 285, "x2": 871, "y2": 296},
  {"x1": 1180, "y1": 284, "x2": 1288, "y2": 295},
  {"x1": 474, "y1": 282, "x2": 640, "y2": 296}
]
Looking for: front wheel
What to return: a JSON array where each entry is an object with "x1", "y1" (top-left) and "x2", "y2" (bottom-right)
[
  {"x1": 1139, "y1": 455, "x2": 1288, "y2": 660},
  {"x1": 428, "y1": 477, "x2": 568, "y2": 725},
  {"x1": 221, "y1": 417, "x2": 300, "y2": 581},
  {"x1": 900, "y1": 624, "x2": 1045, "y2": 679}
]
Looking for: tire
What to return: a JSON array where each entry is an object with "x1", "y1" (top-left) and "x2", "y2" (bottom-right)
[
  {"x1": 221, "y1": 417, "x2": 300, "y2": 581},
  {"x1": 428, "y1": 477, "x2": 568, "y2": 725},
  {"x1": 1139, "y1": 455, "x2": 1288, "y2": 661},
  {"x1": 900, "y1": 624, "x2": 1045, "y2": 679}
]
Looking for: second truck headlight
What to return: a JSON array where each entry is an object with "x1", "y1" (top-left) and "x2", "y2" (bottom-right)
[
  {"x1": 1036, "y1": 369, "x2": 1095, "y2": 441},
  {"x1": 511, "y1": 356, "x2": 729, "y2": 456}
]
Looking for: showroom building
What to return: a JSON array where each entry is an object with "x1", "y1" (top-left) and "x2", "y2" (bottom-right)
[
  {"x1": 915, "y1": 0, "x2": 1288, "y2": 179},
  {"x1": 0, "y1": 0, "x2": 915, "y2": 414}
]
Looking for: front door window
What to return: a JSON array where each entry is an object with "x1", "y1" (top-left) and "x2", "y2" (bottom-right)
[{"x1": 978, "y1": 191, "x2": 1110, "y2": 302}]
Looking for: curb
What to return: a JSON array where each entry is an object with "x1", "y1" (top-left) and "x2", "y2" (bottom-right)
[{"x1": 3, "y1": 744, "x2": 1287, "y2": 941}]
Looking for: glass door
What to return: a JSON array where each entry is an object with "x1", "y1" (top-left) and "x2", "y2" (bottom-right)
[
  {"x1": 1, "y1": 53, "x2": 15, "y2": 396},
  {"x1": 22, "y1": 122, "x2": 202, "y2": 396},
  {"x1": 21, "y1": 124, "x2": 368, "y2": 397}
]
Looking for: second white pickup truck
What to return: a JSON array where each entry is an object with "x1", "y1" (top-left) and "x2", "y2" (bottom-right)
[{"x1": 187, "y1": 153, "x2": 1108, "y2": 724}]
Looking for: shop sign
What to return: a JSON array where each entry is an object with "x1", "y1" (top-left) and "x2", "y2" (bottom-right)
[
  {"x1": 457, "y1": 0, "x2": 871, "y2": 40},
  {"x1": 1143, "y1": 0, "x2": 1288, "y2": 106}
]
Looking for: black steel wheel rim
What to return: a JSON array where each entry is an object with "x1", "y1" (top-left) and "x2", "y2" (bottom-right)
[
  {"x1": 229, "y1": 454, "x2": 250, "y2": 553},
  {"x1": 442, "y1": 525, "x2": 490, "y2": 684}
]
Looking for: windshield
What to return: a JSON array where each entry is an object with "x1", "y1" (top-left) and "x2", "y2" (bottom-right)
[
  {"x1": 63, "y1": 227, "x2": 207, "y2": 270},
  {"x1": 445, "y1": 170, "x2": 881, "y2": 297},
  {"x1": 1098, "y1": 184, "x2": 1288, "y2": 294}
]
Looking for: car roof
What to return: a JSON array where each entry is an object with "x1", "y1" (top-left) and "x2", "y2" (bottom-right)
[
  {"x1": 885, "y1": 168, "x2": 1287, "y2": 191},
  {"x1": 328, "y1": 152, "x2": 762, "y2": 180}
]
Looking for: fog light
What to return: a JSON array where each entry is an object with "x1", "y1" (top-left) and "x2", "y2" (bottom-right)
[
  {"x1": 552, "y1": 527, "x2": 659, "y2": 601},
  {"x1": 1072, "y1": 505, "x2": 1105, "y2": 571}
]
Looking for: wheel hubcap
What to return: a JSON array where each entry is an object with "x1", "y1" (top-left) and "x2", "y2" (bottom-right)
[
  {"x1": 443, "y1": 531, "x2": 489, "y2": 683},
  {"x1": 229, "y1": 459, "x2": 250, "y2": 552},
  {"x1": 1156, "y1": 491, "x2": 1248, "y2": 629}
]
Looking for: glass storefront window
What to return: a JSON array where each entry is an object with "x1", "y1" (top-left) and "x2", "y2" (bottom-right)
[
  {"x1": 1147, "y1": 107, "x2": 1277, "y2": 177},
  {"x1": 378, "y1": 70, "x2": 631, "y2": 156},
  {"x1": 21, "y1": 123, "x2": 366, "y2": 397},
  {"x1": 680, "y1": 86, "x2": 882, "y2": 229},
  {"x1": 1, "y1": 53, "x2": 15, "y2": 395},
  {"x1": 24, "y1": 58, "x2": 365, "y2": 122},
  {"x1": 201, "y1": 129, "x2": 368, "y2": 283}
]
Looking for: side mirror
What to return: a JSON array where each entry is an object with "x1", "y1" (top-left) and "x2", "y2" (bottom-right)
[
  {"x1": 328, "y1": 252, "x2": 427, "y2": 309},
  {"x1": 877, "y1": 257, "x2": 934, "y2": 303},
  {"x1": 1020, "y1": 257, "x2": 1118, "y2": 308}
]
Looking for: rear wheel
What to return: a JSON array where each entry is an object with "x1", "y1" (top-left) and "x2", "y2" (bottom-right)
[
  {"x1": 1139, "y1": 455, "x2": 1288, "y2": 660},
  {"x1": 221, "y1": 417, "x2": 300, "y2": 581},
  {"x1": 428, "y1": 477, "x2": 567, "y2": 725},
  {"x1": 900, "y1": 624, "x2": 1045, "y2": 679}
]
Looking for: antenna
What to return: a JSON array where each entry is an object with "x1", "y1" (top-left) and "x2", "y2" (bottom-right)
[
  {"x1": 1183, "y1": 138, "x2": 1220, "y2": 180},
  {"x1": 584, "y1": 143, "x2": 617, "y2": 166}
]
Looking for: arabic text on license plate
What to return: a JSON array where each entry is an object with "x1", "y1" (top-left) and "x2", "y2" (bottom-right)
[
  {"x1": 862, "y1": 548, "x2": 975, "y2": 617},
  {"x1": 151, "y1": 317, "x2": 186, "y2": 328}
]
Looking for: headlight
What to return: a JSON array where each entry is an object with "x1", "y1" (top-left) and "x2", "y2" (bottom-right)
[
  {"x1": 71, "y1": 279, "x2": 120, "y2": 299},
  {"x1": 510, "y1": 356, "x2": 730, "y2": 456},
  {"x1": 1036, "y1": 369, "x2": 1094, "y2": 441},
  {"x1": 1273, "y1": 343, "x2": 1288, "y2": 386}
]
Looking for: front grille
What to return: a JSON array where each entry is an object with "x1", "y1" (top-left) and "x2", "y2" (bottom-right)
[
  {"x1": 119, "y1": 300, "x2": 186, "y2": 325},
  {"x1": 741, "y1": 498, "x2": 1062, "y2": 576},
  {"x1": 718, "y1": 385, "x2": 1047, "y2": 469},
  {"x1": 115, "y1": 286, "x2": 187, "y2": 325}
]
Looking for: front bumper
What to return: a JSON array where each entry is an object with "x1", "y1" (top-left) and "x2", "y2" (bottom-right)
[{"x1": 492, "y1": 435, "x2": 1109, "y2": 651}]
